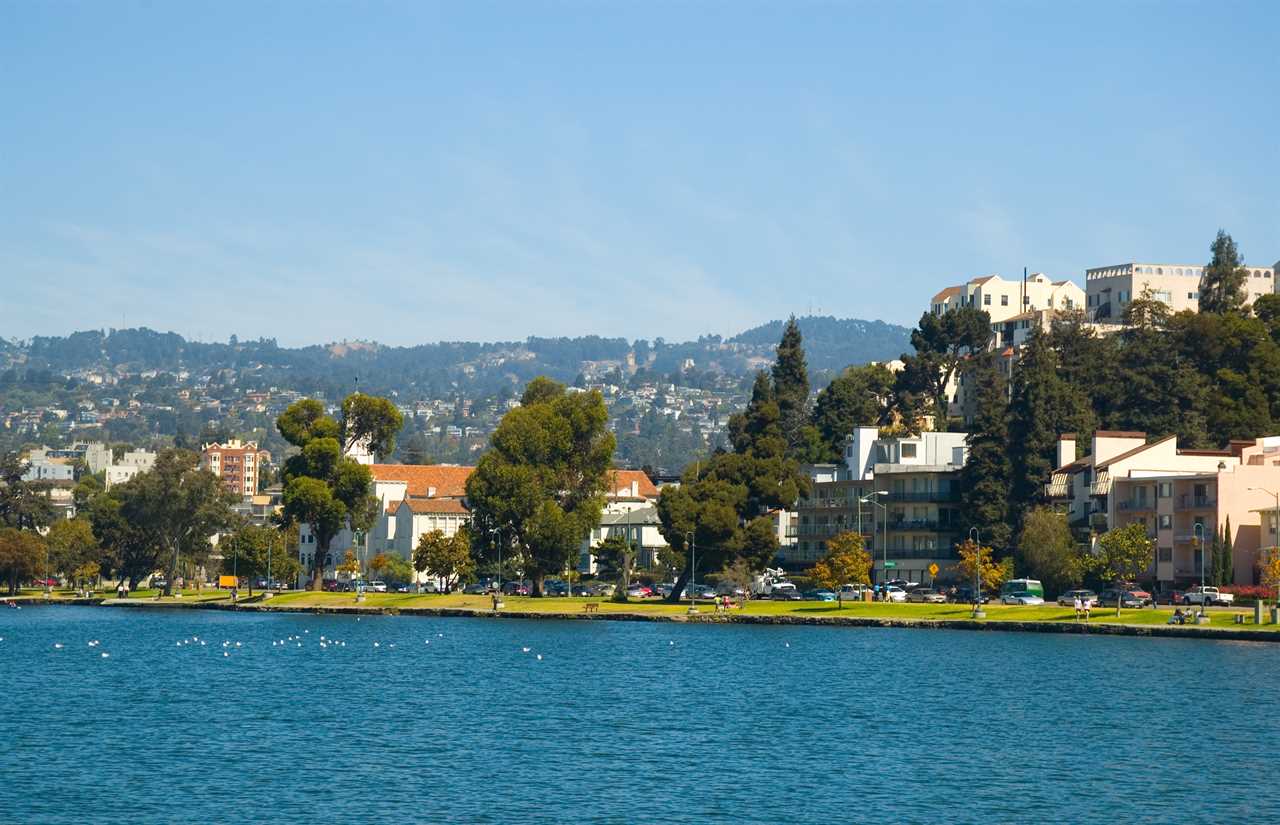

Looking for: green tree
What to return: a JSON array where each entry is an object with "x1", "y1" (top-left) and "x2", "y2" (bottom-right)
[
  {"x1": 1007, "y1": 330, "x2": 1097, "y2": 528},
  {"x1": 110, "y1": 450, "x2": 236, "y2": 594},
  {"x1": 45, "y1": 518, "x2": 99, "y2": 581},
  {"x1": 728, "y1": 372, "x2": 786, "y2": 460},
  {"x1": 1093, "y1": 522, "x2": 1154, "y2": 615},
  {"x1": 466, "y1": 377, "x2": 613, "y2": 595},
  {"x1": 0, "y1": 527, "x2": 44, "y2": 595},
  {"x1": 278, "y1": 393, "x2": 402, "y2": 590},
  {"x1": 0, "y1": 453, "x2": 54, "y2": 531},
  {"x1": 221, "y1": 523, "x2": 301, "y2": 595},
  {"x1": 809, "y1": 363, "x2": 895, "y2": 461},
  {"x1": 413, "y1": 529, "x2": 475, "y2": 592},
  {"x1": 1219, "y1": 518, "x2": 1234, "y2": 586},
  {"x1": 1199, "y1": 229, "x2": 1248, "y2": 315},
  {"x1": 808, "y1": 530, "x2": 872, "y2": 607},
  {"x1": 959, "y1": 352, "x2": 1012, "y2": 551},
  {"x1": 1015, "y1": 508, "x2": 1082, "y2": 596},
  {"x1": 771, "y1": 317, "x2": 811, "y2": 456},
  {"x1": 898, "y1": 306, "x2": 991, "y2": 427},
  {"x1": 593, "y1": 534, "x2": 634, "y2": 602}
]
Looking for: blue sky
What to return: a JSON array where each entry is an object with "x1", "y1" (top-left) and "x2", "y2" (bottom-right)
[{"x1": 3, "y1": 1, "x2": 1277, "y2": 347}]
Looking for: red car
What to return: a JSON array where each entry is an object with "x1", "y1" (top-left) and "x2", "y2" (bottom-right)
[{"x1": 32, "y1": 577, "x2": 58, "y2": 587}]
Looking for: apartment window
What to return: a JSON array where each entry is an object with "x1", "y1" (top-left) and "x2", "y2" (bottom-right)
[
  {"x1": 1159, "y1": 514, "x2": 1172, "y2": 529},
  {"x1": 1001, "y1": 295, "x2": 1009, "y2": 306},
  {"x1": 901, "y1": 443, "x2": 917, "y2": 458},
  {"x1": 1188, "y1": 292, "x2": 1195, "y2": 300},
  {"x1": 984, "y1": 294, "x2": 991, "y2": 305},
  {"x1": 1159, "y1": 547, "x2": 1172, "y2": 562},
  {"x1": 1158, "y1": 482, "x2": 1172, "y2": 498}
]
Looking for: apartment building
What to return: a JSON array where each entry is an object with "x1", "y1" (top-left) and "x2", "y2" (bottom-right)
[
  {"x1": 790, "y1": 427, "x2": 968, "y2": 585},
  {"x1": 104, "y1": 449, "x2": 157, "y2": 489},
  {"x1": 579, "y1": 469, "x2": 667, "y2": 573},
  {"x1": 1085, "y1": 261, "x2": 1279, "y2": 323},
  {"x1": 1047, "y1": 431, "x2": 1280, "y2": 590},
  {"x1": 930, "y1": 272, "x2": 1084, "y2": 322},
  {"x1": 201, "y1": 440, "x2": 265, "y2": 498}
]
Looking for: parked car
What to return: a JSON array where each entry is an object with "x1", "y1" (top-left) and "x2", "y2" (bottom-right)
[
  {"x1": 885, "y1": 579, "x2": 919, "y2": 591},
  {"x1": 838, "y1": 584, "x2": 871, "y2": 602},
  {"x1": 587, "y1": 582, "x2": 616, "y2": 597},
  {"x1": 1056, "y1": 589, "x2": 1098, "y2": 607},
  {"x1": 907, "y1": 587, "x2": 947, "y2": 604},
  {"x1": 770, "y1": 588, "x2": 803, "y2": 601},
  {"x1": 1183, "y1": 586, "x2": 1233, "y2": 607},
  {"x1": 502, "y1": 581, "x2": 530, "y2": 596},
  {"x1": 151, "y1": 577, "x2": 168, "y2": 590},
  {"x1": 803, "y1": 589, "x2": 837, "y2": 602},
  {"x1": 322, "y1": 579, "x2": 340, "y2": 592},
  {"x1": 1098, "y1": 589, "x2": 1145, "y2": 608},
  {"x1": 1001, "y1": 591, "x2": 1045, "y2": 606},
  {"x1": 687, "y1": 584, "x2": 715, "y2": 600},
  {"x1": 716, "y1": 583, "x2": 747, "y2": 597},
  {"x1": 1165, "y1": 590, "x2": 1187, "y2": 605},
  {"x1": 571, "y1": 584, "x2": 590, "y2": 596},
  {"x1": 462, "y1": 582, "x2": 488, "y2": 595},
  {"x1": 368, "y1": 580, "x2": 388, "y2": 593},
  {"x1": 882, "y1": 585, "x2": 908, "y2": 603},
  {"x1": 544, "y1": 580, "x2": 570, "y2": 597},
  {"x1": 655, "y1": 583, "x2": 675, "y2": 598},
  {"x1": 949, "y1": 586, "x2": 990, "y2": 604}
]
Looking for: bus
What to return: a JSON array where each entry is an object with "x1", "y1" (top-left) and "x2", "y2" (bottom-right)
[{"x1": 1000, "y1": 578, "x2": 1044, "y2": 599}]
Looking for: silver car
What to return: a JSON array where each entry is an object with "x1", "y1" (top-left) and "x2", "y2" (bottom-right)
[
  {"x1": 1001, "y1": 591, "x2": 1044, "y2": 605},
  {"x1": 1056, "y1": 589, "x2": 1097, "y2": 607},
  {"x1": 906, "y1": 587, "x2": 946, "y2": 603}
]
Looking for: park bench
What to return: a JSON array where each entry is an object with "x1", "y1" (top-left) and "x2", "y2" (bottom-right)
[{"x1": 582, "y1": 602, "x2": 600, "y2": 613}]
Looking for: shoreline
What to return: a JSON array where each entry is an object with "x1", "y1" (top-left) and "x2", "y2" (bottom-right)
[{"x1": 13, "y1": 595, "x2": 1280, "y2": 644}]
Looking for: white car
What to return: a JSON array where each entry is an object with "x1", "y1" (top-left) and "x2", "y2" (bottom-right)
[
  {"x1": 368, "y1": 580, "x2": 388, "y2": 593},
  {"x1": 1001, "y1": 591, "x2": 1044, "y2": 605},
  {"x1": 883, "y1": 585, "x2": 907, "y2": 603}
]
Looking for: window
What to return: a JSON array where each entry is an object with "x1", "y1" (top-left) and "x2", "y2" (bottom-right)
[
  {"x1": 1158, "y1": 482, "x2": 1172, "y2": 498},
  {"x1": 1188, "y1": 292, "x2": 1195, "y2": 300},
  {"x1": 1159, "y1": 514, "x2": 1172, "y2": 529},
  {"x1": 984, "y1": 294, "x2": 991, "y2": 305},
  {"x1": 1159, "y1": 547, "x2": 1172, "y2": 562},
  {"x1": 901, "y1": 443, "x2": 917, "y2": 458},
  {"x1": 1001, "y1": 295, "x2": 1009, "y2": 306}
]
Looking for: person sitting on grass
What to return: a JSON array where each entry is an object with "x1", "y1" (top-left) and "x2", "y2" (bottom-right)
[{"x1": 1168, "y1": 607, "x2": 1185, "y2": 625}]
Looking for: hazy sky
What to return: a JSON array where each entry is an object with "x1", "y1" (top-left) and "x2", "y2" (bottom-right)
[{"x1": 3, "y1": 1, "x2": 1278, "y2": 347}]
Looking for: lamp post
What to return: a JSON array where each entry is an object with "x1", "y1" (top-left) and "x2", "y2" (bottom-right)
[
  {"x1": 1249, "y1": 487, "x2": 1280, "y2": 609},
  {"x1": 969, "y1": 527, "x2": 985, "y2": 619},
  {"x1": 1193, "y1": 522, "x2": 1205, "y2": 619},
  {"x1": 43, "y1": 540, "x2": 50, "y2": 598},
  {"x1": 859, "y1": 492, "x2": 888, "y2": 591},
  {"x1": 267, "y1": 528, "x2": 273, "y2": 593},
  {"x1": 685, "y1": 530, "x2": 697, "y2": 614}
]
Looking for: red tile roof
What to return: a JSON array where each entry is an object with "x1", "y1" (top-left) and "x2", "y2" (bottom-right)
[
  {"x1": 369, "y1": 464, "x2": 474, "y2": 498},
  {"x1": 606, "y1": 469, "x2": 659, "y2": 499},
  {"x1": 400, "y1": 498, "x2": 470, "y2": 515}
]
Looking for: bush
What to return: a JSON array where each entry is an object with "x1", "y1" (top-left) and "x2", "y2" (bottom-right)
[{"x1": 1221, "y1": 585, "x2": 1274, "y2": 603}]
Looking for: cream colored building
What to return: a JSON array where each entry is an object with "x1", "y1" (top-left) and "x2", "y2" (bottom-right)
[
  {"x1": 1048, "y1": 431, "x2": 1280, "y2": 591},
  {"x1": 930, "y1": 272, "x2": 1084, "y2": 323},
  {"x1": 1085, "y1": 261, "x2": 1279, "y2": 323}
]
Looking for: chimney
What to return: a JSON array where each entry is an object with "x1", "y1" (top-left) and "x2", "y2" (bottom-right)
[
  {"x1": 1057, "y1": 434, "x2": 1076, "y2": 469},
  {"x1": 427, "y1": 486, "x2": 436, "y2": 498},
  {"x1": 631, "y1": 480, "x2": 638, "y2": 497}
]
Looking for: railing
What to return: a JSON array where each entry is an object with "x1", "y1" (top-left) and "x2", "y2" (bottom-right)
[
  {"x1": 878, "y1": 491, "x2": 962, "y2": 503},
  {"x1": 1117, "y1": 500, "x2": 1153, "y2": 512},
  {"x1": 879, "y1": 549, "x2": 957, "y2": 560},
  {"x1": 1177, "y1": 495, "x2": 1216, "y2": 509},
  {"x1": 888, "y1": 519, "x2": 944, "y2": 531}
]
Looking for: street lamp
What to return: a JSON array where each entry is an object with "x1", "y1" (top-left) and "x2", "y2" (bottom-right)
[
  {"x1": 1249, "y1": 487, "x2": 1280, "y2": 608},
  {"x1": 969, "y1": 527, "x2": 985, "y2": 619},
  {"x1": 685, "y1": 530, "x2": 697, "y2": 614},
  {"x1": 1193, "y1": 522, "x2": 1205, "y2": 619},
  {"x1": 859, "y1": 492, "x2": 889, "y2": 591}
]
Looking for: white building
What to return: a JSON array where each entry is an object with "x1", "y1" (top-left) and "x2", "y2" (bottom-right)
[
  {"x1": 1085, "y1": 260, "x2": 1279, "y2": 323},
  {"x1": 930, "y1": 272, "x2": 1084, "y2": 322}
]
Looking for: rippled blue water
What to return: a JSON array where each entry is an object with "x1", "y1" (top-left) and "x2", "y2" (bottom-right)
[{"x1": 1, "y1": 606, "x2": 1277, "y2": 823}]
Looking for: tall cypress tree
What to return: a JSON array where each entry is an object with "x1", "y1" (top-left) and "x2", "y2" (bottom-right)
[
  {"x1": 1221, "y1": 517, "x2": 1235, "y2": 586},
  {"x1": 772, "y1": 317, "x2": 810, "y2": 457},
  {"x1": 959, "y1": 351, "x2": 1012, "y2": 552},
  {"x1": 1199, "y1": 230, "x2": 1249, "y2": 315},
  {"x1": 1008, "y1": 330, "x2": 1065, "y2": 526}
]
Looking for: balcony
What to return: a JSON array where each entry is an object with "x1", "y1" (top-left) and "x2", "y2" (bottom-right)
[
  {"x1": 879, "y1": 491, "x2": 962, "y2": 503},
  {"x1": 1117, "y1": 500, "x2": 1154, "y2": 512},
  {"x1": 887, "y1": 519, "x2": 953, "y2": 532},
  {"x1": 1177, "y1": 495, "x2": 1216, "y2": 509}
]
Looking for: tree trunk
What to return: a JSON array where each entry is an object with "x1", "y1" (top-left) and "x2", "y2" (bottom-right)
[
  {"x1": 664, "y1": 566, "x2": 692, "y2": 604},
  {"x1": 531, "y1": 574, "x2": 544, "y2": 597},
  {"x1": 311, "y1": 543, "x2": 328, "y2": 592}
]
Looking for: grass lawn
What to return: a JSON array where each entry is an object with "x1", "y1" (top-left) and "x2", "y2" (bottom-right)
[{"x1": 257, "y1": 591, "x2": 1280, "y2": 630}]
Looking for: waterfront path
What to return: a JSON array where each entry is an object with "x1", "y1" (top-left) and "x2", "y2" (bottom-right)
[{"x1": 10, "y1": 589, "x2": 1280, "y2": 642}]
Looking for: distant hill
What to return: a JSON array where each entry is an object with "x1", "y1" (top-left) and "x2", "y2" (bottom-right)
[
  {"x1": 729, "y1": 316, "x2": 911, "y2": 372},
  {"x1": 2, "y1": 316, "x2": 912, "y2": 397}
]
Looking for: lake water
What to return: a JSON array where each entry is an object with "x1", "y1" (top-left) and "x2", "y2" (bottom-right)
[{"x1": 1, "y1": 606, "x2": 1277, "y2": 824}]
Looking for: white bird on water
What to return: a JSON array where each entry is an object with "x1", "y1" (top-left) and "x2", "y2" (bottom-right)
[
  {"x1": 53, "y1": 643, "x2": 63, "y2": 649},
  {"x1": 785, "y1": 642, "x2": 790, "y2": 648},
  {"x1": 521, "y1": 647, "x2": 531, "y2": 653},
  {"x1": 100, "y1": 652, "x2": 109, "y2": 658},
  {"x1": 373, "y1": 642, "x2": 381, "y2": 648},
  {"x1": 536, "y1": 654, "x2": 543, "y2": 661}
]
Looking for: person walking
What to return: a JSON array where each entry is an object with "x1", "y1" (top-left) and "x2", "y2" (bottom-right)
[{"x1": 1073, "y1": 595, "x2": 1083, "y2": 621}]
